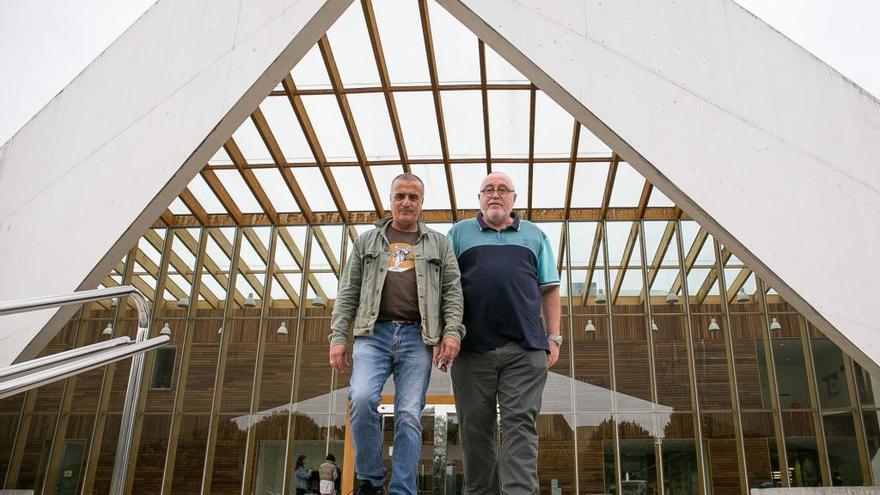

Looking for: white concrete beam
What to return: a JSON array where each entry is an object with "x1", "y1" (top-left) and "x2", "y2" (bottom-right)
[
  {"x1": 439, "y1": 0, "x2": 880, "y2": 373},
  {"x1": 0, "y1": 0, "x2": 354, "y2": 366}
]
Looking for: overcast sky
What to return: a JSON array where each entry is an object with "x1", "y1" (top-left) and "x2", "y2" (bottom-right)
[{"x1": 0, "y1": 0, "x2": 878, "y2": 145}]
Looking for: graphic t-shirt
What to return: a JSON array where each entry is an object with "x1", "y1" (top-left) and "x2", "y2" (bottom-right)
[{"x1": 378, "y1": 226, "x2": 421, "y2": 322}]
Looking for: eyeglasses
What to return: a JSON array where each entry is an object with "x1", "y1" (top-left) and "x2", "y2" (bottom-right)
[{"x1": 480, "y1": 186, "x2": 514, "y2": 197}]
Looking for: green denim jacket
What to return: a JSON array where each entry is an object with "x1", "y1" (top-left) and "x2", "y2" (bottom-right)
[{"x1": 329, "y1": 218, "x2": 464, "y2": 347}]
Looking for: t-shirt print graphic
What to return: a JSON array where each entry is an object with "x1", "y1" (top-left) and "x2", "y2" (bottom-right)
[{"x1": 388, "y1": 243, "x2": 415, "y2": 272}]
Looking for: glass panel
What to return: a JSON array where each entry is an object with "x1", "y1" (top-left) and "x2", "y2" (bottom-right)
[
  {"x1": 577, "y1": 125, "x2": 612, "y2": 157},
  {"x1": 348, "y1": 92, "x2": 399, "y2": 161},
  {"x1": 691, "y1": 313, "x2": 732, "y2": 410},
  {"x1": 292, "y1": 167, "x2": 338, "y2": 212},
  {"x1": 410, "y1": 164, "x2": 450, "y2": 210},
  {"x1": 150, "y1": 346, "x2": 177, "y2": 390},
  {"x1": 291, "y1": 44, "x2": 332, "y2": 90},
  {"x1": 428, "y1": 0, "x2": 479, "y2": 83},
  {"x1": 214, "y1": 169, "x2": 263, "y2": 214},
  {"x1": 488, "y1": 90, "x2": 530, "y2": 158},
  {"x1": 325, "y1": 1, "x2": 379, "y2": 88},
  {"x1": 202, "y1": 228, "x2": 235, "y2": 311},
  {"x1": 742, "y1": 412, "x2": 781, "y2": 489},
  {"x1": 483, "y1": 44, "x2": 527, "y2": 83},
  {"x1": 440, "y1": 91, "x2": 484, "y2": 159},
  {"x1": 187, "y1": 173, "x2": 227, "y2": 214},
  {"x1": 854, "y1": 362, "x2": 880, "y2": 408},
  {"x1": 730, "y1": 314, "x2": 772, "y2": 410},
  {"x1": 654, "y1": 315, "x2": 693, "y2": 410},
  {"x1": 822, "y1": 412, "x2": 863, "y2": 485},
  {"x1": 619, "y1": 414, "x2": 658, "y2": 493},
  {"x1": 861, "y1": 411, "x2": 880, "y2": 484},
  {"x1": 490, "y1": 163, "x2": 528, "y2": 210},
  {"x1": 810, "y1": 337, "x2": 850, "y2": 409},
  {"x1": 299, "y1": 95, "x2": 357, "y2": 161},
  {"x1": 332, "y1": 166, "x2": 375, "y2": 212},
  {"x1": 394, "y1": 91, "x2": 442, "y2": 159},
  {"x1": 608, "y1": 163, "x2": 645, "y2": 208},
  {"x1": 531, "y1": 163, "x2": 568, "y2": 209},
  {"x1": 576, "y1": 413, "x2": 616, "y2": 494},
  {"x1": 772, "y1": 326, "x2": 811, "y2": 410},
  {"x1": 369, "y1": 164, "x2": 406, "y2": 211},
  {"x1": 701, "y1": 412, "x2": 742, "y2": 494},
  {"x1": 533, "y1": 91, "x2": 573, "y2": 159},
  {"x1": 171, "y1": 415, "x2": 211, "y2": 494},
  {"x1": 648, "y1": 186, "x2": 676, "y2": 207},
  {"x1": 260, "y1": 97, "x2": 315, "y2": 162},
  {"x1": 783, "y1": 411, "x2": 821, "y2": 486},
  {"x1": 662, "y1": 415, "x2": 699, "y2": 495},
  {"x1": 451, "y1": 163, "x2": 485, "y2": 210},
  {"x1": 373, "y1": 0, "x2": 430, "y2": 85},
  {"x1": 232, "y1": 117, "x2": 271, "y2": 163},
  {"x1": 252, "y1": 168, "x2": 301, "y2": 213}
]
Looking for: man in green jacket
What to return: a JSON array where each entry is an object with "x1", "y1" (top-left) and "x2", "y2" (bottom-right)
[{"x1": 329, "y1": 173, "x2": 464, "y2": 495}]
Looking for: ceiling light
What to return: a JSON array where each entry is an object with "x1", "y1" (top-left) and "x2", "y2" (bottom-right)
[
  {"x1": 311, "y1": 296, "x2": 326, "y2": 308},
  {"x1": 276, "y1": 322, "x2": 289, "y2": 336},
  {"x1": 111, "y1": 298, "x2": 118, "y2": 308},
  {"x1": 651, "y1": 319, "x2": 658, "y2": 332},
  {"x1": 736, "y1": 289, "x2": 750, "y2": 303},
  {"x1": 244, "y1": 293, "x2": 257, "y2": 308},
  {"x1": 160, "y1": 322, "x2": 171, "y2": 336},
  {"x1": 177, "y1": 296, "x2": 190, "y2": 308},
  {"x1": 708, "y1": 318, "x2": 720, "y2": 332},
  {"x1": 102, "y1": 323, "x2": 113, "y2": 336},
  {"x1": 769, "y1": 318, "x2": 782, "y2": 332},
  {"x1": 595, "y1": 289, "x2": 606, "y2": 305},
  {"x1": 217, "y1": 326, "x2": 223, "y2": 335},
  {"x1": 665, "y1": 290, "x2": 678, "y2": 304},
  {"x1": 585, "y1": 319, "x2": 597, "y2": 332}
]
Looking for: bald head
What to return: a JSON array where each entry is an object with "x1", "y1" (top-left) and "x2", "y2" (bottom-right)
[{"x1": 478, "y1": 171, "x2": 517, "y2": 228}]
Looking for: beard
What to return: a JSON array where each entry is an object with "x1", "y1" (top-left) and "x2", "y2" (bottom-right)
[{"x1": 485, "y1": 207, "x2": 507, "y2": 223}]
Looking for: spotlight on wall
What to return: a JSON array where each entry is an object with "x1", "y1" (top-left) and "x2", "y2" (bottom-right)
[
  {"x1": 244, "y1": 293, "x2": 257, "y2": 308},
  {"x1": 735, "y1": 289, "x2": 750, "y2": 303},
  {"x1": 651, "y1": 319, "x2": 658, "y2": 332},
  {"x1": 769, "y1": 318, "x2": 782, "y2": 332},
  {"x1": 111, "y1": 298, "x2": 119, "y2": 308},
  {"x1": 177, "y1": 296, "x2": 190, "y2": 308},
  {"x1": 217, "y1": 326, "x2": 223, "y2": 335},
  {"x1": 585, "y1": 319, "x2": 597, "y2": 333},
  {"x1": 160, "y1": 322, "x2": 172, "y2": 336},
  {"x1": 665, "y1": 290, "x2": 679, "y2": 304},
  {"x1": 102, "y1": 323, "x2": 113, "y2": 336},
  {"x1": 311, "y1": 296, "x2": 326, "y2": 308},
  {"x1": 595, "y1": 289, "x2": 606, "y2": 305},
  {"x1": 708, "y1": 318, "x2": 721, "y2": 332},
  {"x1": 277, "y1": 322, "x2": 289, "y2": 336}
]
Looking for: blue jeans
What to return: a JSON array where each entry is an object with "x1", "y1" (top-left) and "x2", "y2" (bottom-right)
[{"x1": 349, "y1": 322, "x2": 432, "y2": 495}]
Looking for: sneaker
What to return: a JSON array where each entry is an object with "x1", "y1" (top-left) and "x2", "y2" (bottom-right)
[{"x1": 353, "y1": 480, "x2": 385, "y2": 495}]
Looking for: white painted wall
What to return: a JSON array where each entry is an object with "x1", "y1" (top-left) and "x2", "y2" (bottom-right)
[
  {"x1": 0, "y1": 0, "x2": 353, "y2": 365},
  {"x1": 440, "y1": 0, "x2": 880, "y2": 373}
]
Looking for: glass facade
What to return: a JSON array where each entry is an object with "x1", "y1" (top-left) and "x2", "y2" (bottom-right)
[{"x1": 0, "y1": 219, "x2": 878, "y2": 494}]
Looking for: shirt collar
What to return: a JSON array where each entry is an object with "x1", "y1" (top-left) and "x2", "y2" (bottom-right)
[{"x1": 476, "y1": 211, "x2": 520, "y2": 231}]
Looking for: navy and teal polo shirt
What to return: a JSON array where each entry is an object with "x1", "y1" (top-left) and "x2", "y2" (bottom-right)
[{"x1": 447, "y1": 212, "x2": 559, "y2": 353}]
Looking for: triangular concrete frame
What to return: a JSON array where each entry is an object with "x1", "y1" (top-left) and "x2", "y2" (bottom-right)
[{"x1": 1, "y1": 0, "x2": 878, "y2": 376}]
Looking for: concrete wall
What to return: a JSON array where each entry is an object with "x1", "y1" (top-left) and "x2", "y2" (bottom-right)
[
  {"x1": 0, "y1": 0, "x2": 353, "y2": 366},
  {"x1": 439, "y1": 0, "x2": 880, "y2": 374}
]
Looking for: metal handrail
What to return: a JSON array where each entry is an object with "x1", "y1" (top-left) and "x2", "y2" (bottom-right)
[
  {"x1": 0, "y1": 334, "x2": 168, "y2": 399},
  {"x1": 0, "y1": 285, "x2": 158, "y2": 495},
  {"x1": 0, "y1": 336, "x2": 132, "y2": 382}
]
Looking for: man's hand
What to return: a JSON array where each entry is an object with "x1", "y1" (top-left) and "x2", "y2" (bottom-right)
[
  {"x1": 329, "y1": 344, "x2": 350, "y2": 373},
  {"x1": 433, "y1": 337, "x2": 461, "y2": 372},
  {"x1": 547, "y1": 340, "x2": 560, "y2": 368}
]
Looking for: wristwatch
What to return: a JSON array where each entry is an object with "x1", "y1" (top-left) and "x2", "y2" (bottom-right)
[{"x1": 547, "y1": 333, "x2": 563, "y2": 347}]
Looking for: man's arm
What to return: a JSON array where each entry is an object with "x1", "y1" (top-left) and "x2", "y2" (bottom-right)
[
  {"x1": 542, "y1": 284, "x2": 561, "y2": 367},
  {"x1": 435, "y1": 236, "x2": 464, "y2": 370},
  {"x1": 329, "y1": 238, "x2": 363, "y2": 372}
]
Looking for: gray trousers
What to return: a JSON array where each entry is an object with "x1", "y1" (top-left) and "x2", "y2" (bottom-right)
[{"x1": 451, "y1": 342, "x2": 548, "y2": 495}]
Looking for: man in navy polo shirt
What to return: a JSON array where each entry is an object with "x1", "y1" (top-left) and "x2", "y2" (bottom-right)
[{"x1": 447, "y1": 171, "x2": 561, "y2": 495}]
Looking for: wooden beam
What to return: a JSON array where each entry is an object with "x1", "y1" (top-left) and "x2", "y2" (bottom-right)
[
  {"x1": 695, "y1": 248, "x2": 733, "y2": 304},
  {"x1": 670, "y1": 228, "x2": 709, "y2": 295},
  {"x1": 200, "y1": 169, "x2": 243, "y2": 224},
  {"x1": 636, "y1": 181, "x2": 653, "y2": 218},
  {"x1": 225, "y1": 137, "x2": 279, "y2": 224},
  {"x1": 157, "y1": 207, "x2": 688, "y2": 228},
  {"x1": 361, "y1": 0, "x2": 409, "y2": 174},
  {"x1": 280, "y1": 76, "x2": 346, "y2": 223},
  {"x1": 202, "y1": 155, "x2": 613, "y2": 170},
  {"x1": 640, "y1": 221, "x2": 677, "y2": 303},
  {"x1": 580, "y1": 222, "x2": 604, "y2": 305},
  {"x1": 178, "y1": 187, "x2": 209, "y2": 225},
  {"x1": 479, "y1": 40, "x2": 491, "y2": 174},
  {"x1": 209, "y1": 228, "x2": 266, "y2": 307},
  {"x1": 609, "y1": 222, "x2": 640, "y2": 304},
  {"x1": 317, "y1": 34, "x2": 384, "y2": 215},
  {"x1": 599, "y1": 155, "x2": 620, "y2": 219},
  {"x1": 563, "y1": 120, "x2": 580, "y2": 221},
  {"x1": 276, "y1": 226, "x2": 329, "y2": 302},
  {"x1": 418, "y1": 0, "x2": 458, "y2": 220},
  {"x1": 269, "y1": 81, "x2": 534, "y2": 97},
  {"x1": 526, "y1": 85, "x2": 536, "y2": 220}
]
